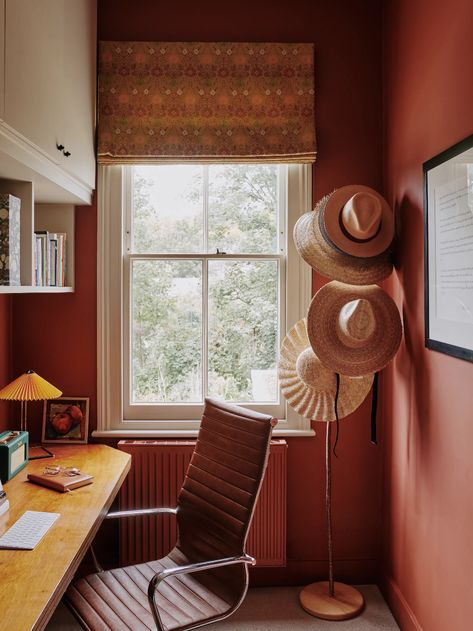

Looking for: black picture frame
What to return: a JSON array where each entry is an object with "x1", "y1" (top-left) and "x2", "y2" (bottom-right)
[{"x1": 424, "y1": 133, "x2": 473, "y2": 362}]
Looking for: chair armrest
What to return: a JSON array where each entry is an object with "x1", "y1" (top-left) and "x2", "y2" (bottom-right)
[
  {"x1": 147, "y1": 554, "x2": 256, "y2": 630},
  {"x1": 151, "y1": 554, "x2": 255, "y2": 582},
  {"x1": 105, "y1": 507, "x2": 177, "y2": 520},
  {"x1": 89, "y1": 508, "x2": 178, "y2": 573}
]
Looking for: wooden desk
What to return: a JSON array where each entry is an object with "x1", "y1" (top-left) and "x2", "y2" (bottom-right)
[{"x1": 0, "y1": 444, "x2": 131, "y2": 631}]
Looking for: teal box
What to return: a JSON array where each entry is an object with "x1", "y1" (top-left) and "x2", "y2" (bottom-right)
[{"x1": 0, "y1": 431, "x2": 29, "y2": 482}]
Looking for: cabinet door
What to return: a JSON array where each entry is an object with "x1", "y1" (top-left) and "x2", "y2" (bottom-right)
[
  {"x1": 4, "y1": 0, "x2": 64, "y2": 163},
  {"x1": 60, "y1": 0, "x2": 96, "y2": 189}
]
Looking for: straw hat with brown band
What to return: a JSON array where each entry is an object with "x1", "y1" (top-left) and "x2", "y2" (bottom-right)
[
  {"x1": 278, "y1": 319, "x2": 374, "y2": 422},
  {"x1": 293, "y1": 185, "x2": 394, "y2": 285},
  {"x1": 306, "y1": 281, "x2": 402, "y2": 378}
]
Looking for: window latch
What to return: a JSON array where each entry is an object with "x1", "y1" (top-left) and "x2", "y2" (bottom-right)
[{"x1": 216, "y1": 248, "x2": 226, "y2": 255}]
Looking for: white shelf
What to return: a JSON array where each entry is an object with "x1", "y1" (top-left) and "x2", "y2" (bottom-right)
[{"x1": 0, "y1": 285, "x2": 74, "y2": 294}]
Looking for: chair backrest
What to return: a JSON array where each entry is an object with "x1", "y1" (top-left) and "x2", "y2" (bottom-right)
[{"x1": 176, "y1": 397, "x2": 276, "y2": 566}]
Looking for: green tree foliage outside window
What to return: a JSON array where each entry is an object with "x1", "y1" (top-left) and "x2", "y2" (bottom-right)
[{"x1": 131, "y1": 165, "x2": 280, "y2": 404}]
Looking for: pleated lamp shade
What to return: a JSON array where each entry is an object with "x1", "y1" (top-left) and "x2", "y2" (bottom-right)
[{"x1": 0, "y1": 370, "x2": 62, "y2": 401}]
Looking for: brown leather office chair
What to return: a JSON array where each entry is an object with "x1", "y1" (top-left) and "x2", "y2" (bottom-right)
[{"x1": 65, "y1": 397, "x2": 277, "y2": 631}]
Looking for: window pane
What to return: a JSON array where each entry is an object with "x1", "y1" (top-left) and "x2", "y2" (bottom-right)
[
  {"x1": 132, "y1": 165, "x2": 203, "y2": 253},
  {"x1": 208, "y1": 260, "x2": 279, "y2": 402},
  {"x1": 131, "y1": 260, "x2": 202, "y2": 403},
  {"x1": 208, "y1": 165, "x2": 279, "y2": 254}
]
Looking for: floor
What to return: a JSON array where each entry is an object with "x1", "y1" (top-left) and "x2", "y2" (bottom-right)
[{"x1": 47, "y1": 585, "x2": 399, "y2": 630}]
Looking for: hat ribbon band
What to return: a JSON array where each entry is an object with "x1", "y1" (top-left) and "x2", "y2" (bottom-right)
[
  {"x1": 338, "y1": 213, "x2": 382, "y2": 243},
  {"x1": 318, "y1": 203, "x2": 382, "y2": 255}
]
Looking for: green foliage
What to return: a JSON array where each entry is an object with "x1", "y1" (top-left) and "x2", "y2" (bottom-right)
[
  {"x1": 132, "y1": 171, "x2": 203, "y2": 253},
  {"x1": 131, "y1": 165, "x2": 279, "y2": 403},
  {"x1": 208, "y1": 260, "x2": 277, "y2": 401},
  {"x1": 208, "y1": 164, "x2": 278, "y2": 254}
]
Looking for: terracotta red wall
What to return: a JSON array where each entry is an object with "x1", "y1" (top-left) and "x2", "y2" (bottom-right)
[
  {"x1": 381, "y1": 0, "x2": 473, "y2": 628},
  {"x1": 11, "y1": 0, "x2": 384, "y2": 583},
  {"x1": 0, "y1": 296, "x2": 11, "y2": 430},
  {"x1": 11, "y1": 202, "x2": 97, "y2": 442}
]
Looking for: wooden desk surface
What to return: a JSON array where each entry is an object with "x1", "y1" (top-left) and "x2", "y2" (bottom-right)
[{"x1": 0, "y1": 444, "x2": 131, "y2": 631}]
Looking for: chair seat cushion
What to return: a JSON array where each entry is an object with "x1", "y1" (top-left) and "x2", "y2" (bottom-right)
[{"x1": 65, "y1": 550, "x2": 233, "y2": 631}]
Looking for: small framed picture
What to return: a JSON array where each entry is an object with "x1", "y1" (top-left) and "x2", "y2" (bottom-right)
[{"x1": 42, "y1": 397, "x2": 90, "y2": 444}]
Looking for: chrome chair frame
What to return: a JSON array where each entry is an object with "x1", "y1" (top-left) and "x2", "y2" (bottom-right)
[
  {"x1": 69, "y1": 399, "x2": 275, "y2": 631},
  {"x1": 102, "y1": 507, "x2": 256, "y2": 631}
]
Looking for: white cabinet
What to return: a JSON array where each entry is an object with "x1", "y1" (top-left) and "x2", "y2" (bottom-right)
[
  {"x1": 0, "y1": 0, "x2": 96, "y2": 205},
  {"x1": 61, "y1": 0, "x2": 96, "y2": 189},
  {"x1": 0, "y1": 0, "x2": 95, "y2": 293},
  {"x1": 5, "y1": 0, "x2": 64, "y2": 166}
]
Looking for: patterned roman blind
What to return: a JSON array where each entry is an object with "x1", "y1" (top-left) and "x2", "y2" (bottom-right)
[{"x1": 98, "y1": 41, "x2": 316, "y2": 163}]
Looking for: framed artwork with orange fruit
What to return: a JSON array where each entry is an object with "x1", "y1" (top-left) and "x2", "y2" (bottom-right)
[{"x1": 42, "y1": 397, "x2": 89, "y2": 444}]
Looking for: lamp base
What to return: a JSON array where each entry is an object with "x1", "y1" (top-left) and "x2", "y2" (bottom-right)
[
  {"x1": 299, "y1": 581, "x2": 364, "y2": 621},
  {"x1": 28, "y1": 444, "x2": 54, "y2": 460}
]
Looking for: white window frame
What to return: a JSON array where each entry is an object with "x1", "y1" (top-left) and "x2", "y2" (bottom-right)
[
  {"x1": 94, "y1": 163, "x2": 314, "y2": 438},
  {"x1": 124, "y1": 164, "x2": 286, "y2": 421}
]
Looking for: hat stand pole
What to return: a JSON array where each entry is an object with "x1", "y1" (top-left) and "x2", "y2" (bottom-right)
[
  {"x1": 299, "y1": 421, "x2": 365, "y2": 620},
  {"x1": 326, "y1": 420, "x2": 335, "y2": 597}
]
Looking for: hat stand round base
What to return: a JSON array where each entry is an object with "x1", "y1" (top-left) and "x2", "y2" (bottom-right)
[
  {"x1": 299, "y1": 581, "x2": 364, "y2": 620},
  {"x1": 299, "y1": 421, "x2": 364, "y2": 621}
]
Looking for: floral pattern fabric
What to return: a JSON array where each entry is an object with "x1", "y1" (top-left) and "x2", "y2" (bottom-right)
[
  {"x1": 98, "y1": 42, "x2": 316, "y2": 163},
  {"x1": 0, "y1": 194, "x2": 20, "y2": 286}
]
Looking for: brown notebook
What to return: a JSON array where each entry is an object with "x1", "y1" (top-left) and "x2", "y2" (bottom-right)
[{"x1": 27, "y1": 472, "x2": 93, "y2": 493}]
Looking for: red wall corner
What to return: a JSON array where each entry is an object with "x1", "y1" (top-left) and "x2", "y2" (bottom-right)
[{"x1": 382, "y1": 1, "x2": 473, "y2": 629}]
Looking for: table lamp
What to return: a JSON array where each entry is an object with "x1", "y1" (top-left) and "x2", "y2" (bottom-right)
[{"x1": 0, "y1": 370, "x2": 62, "y2": 459}]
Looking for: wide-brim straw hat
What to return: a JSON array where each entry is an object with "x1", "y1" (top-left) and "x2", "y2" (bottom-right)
[
  {"x1": 278, "y1": 319, "x2": 374, "y2": 422},
  {"x1": 294, "y1": 188, "x2": 394, "y2": 285},
  {"x1": 307, "y1": 281, "x2": 402, "y2": 377}
]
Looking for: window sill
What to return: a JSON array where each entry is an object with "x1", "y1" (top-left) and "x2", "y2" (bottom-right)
[{"x1": 92, "y1": 426, "x2": 315, "y2": 439}]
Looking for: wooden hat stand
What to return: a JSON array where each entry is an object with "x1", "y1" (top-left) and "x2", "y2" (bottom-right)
[{"x1": 299, "y1": 422, "x2": 364, "y2": 620}]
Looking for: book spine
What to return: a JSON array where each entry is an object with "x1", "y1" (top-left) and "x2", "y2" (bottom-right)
[
  {"x1": 59, "y1": 233, "x2": 65, "y2": 287},
  {"x1": 57, "y1": 235, "x2": 63, "y2": 288},
  {"x1": 34, "y1": 231, "x2": 49, "y2": 286},
  {"x1": 34, "y1": 237, "x2": 38, "y2": 286},
  {"x1": 35, "y1": 237, "x2": 43, "y2": 286},
  {"x1": 63, "y1": 234, "x2": 67, "y2": 286},
  {"x1": 34, "y1": 231, "x2": 67, "y2": 287},
  {"x1": 48, "y1": 236, "x2": 58, "y2": 287}
]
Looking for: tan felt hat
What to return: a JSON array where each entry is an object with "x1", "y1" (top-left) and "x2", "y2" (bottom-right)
[
  {"x1": 307, "y1": 281, "x2": 402, "y2": 377},
  {"x1": 278, "y1": 319, "x2": 374, "y2": 422},
  {"x1": 294, "y1": 191, "x2": 393, "y2": 285}
]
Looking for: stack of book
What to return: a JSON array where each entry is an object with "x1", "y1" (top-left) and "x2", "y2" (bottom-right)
[{"x1": 34, "y1": 231, "x2": 67, "y2": 287}]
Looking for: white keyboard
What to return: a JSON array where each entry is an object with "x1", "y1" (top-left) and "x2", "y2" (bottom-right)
[{"x1": 0, "y1": 510, "x2": 59, "y2": 550}]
